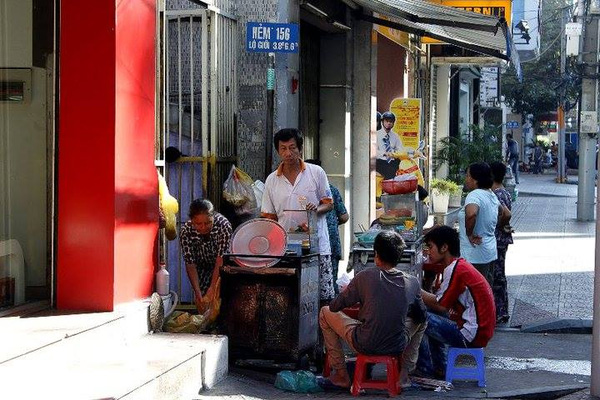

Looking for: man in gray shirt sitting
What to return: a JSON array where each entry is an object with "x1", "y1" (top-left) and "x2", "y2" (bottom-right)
[{"x1": 319, "y1": 230, "x2": 427, "y2": 388}]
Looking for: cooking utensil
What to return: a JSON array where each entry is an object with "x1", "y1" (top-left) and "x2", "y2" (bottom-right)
[{"x1": 229, "y1": 218, "x2": 287, "y2": 268}]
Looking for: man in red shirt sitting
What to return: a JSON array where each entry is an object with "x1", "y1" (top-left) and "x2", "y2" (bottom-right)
[{"x1": 417, "y1": 225, "x2": 496, "y2": 378}]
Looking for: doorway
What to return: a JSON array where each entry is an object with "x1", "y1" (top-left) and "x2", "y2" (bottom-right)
[
  {"x1": 0, "y1": 0, "x2": 56, "y2": 314},
  {"x1": 157, "y1": 0, "x2": 238, "y2": 304}
]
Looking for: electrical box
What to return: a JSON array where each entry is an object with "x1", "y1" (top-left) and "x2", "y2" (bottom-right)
[
  {"x1": 580, "y1": 111, "x2": 598, "y2": 134},
  {"x1": 565, "y1": 22, "x2": 582, "y2": 57}
]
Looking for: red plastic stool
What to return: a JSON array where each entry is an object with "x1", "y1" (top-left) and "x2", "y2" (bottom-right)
[{"x1": 351, "y1": 354, "x2": 402, "y2": 397}]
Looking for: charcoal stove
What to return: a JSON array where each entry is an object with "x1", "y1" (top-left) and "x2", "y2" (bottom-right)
[{"x1": 220, "y1": 253, "x2": 320, "y2": 365}]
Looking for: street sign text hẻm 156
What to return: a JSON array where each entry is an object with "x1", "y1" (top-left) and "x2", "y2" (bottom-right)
[{"x1": 246, "y1": 22, "x2": 299, "y2": 53}]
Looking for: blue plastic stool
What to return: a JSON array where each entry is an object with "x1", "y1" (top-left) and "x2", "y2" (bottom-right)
[{"x1": 445, "y1": 347, "x2": 486, "y2": 387}]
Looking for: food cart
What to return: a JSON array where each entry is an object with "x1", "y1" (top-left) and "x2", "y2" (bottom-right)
[
  {"x1": 349, "y1": 191, "x2": 425, "y2": 281},
  {"x1": 220, "y1": 253, "x2": 320, "y2": 366},
  {"x1": 219, "y1": 214, "x2": 321, "y2": 367}
]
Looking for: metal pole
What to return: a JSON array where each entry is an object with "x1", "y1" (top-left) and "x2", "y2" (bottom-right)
[
  {"x1": 582, "y1": 0, "x2": 600, "y2": 395},
  {"x1": 594, "y1": 186, "x2": 600, "y2": 393},
  {"x1": 265, "y1": 52, "x2": 275, "y2": 180},
  {"x1": 577, "y1": 0, "x2": 598, "y2": 221},
  {"x1": 558, "y1": 7, "x2": 568, "y2": 183}
]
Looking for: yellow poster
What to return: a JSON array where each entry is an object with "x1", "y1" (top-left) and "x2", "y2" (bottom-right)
[
  {"x1": 375, "y1": 98, "x2": 425, "y2": 191},
  {"x1": 390, "y1": 98, "x2": 421, "y2": 150}
]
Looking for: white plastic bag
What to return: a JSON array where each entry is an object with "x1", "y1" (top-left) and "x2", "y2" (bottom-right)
[
  {"x1": 393, "y1": 173, "x2": 417, "y2": 182},
  {"x1": 252, "y1": 180, "x2": 265, "y2": 210},
  {"x1": 336, "y1": 273, "x2": 352, "y2": 292}
]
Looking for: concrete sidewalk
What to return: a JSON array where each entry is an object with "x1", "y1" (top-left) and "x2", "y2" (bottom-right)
[
  {"x1": 0, "y1": 302, "x2": 229, "y2": 399},
  {"x1": 0, "y1": 173, "x2": 595, "y2": 399},
  {"x1": 515, "y1": 171, "x2": 579, "y2": 198},
  {"x1": 199, "y1": 330, "x2": 591, "y2": 399},
  {"x1": 506, "y1": 173, "x2": 596, "y2": 331},
  {"x1": 200, "y1": 173, "x2": 596, "y2": 400}
]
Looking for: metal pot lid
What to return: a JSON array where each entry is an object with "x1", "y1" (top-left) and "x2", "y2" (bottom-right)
[{"x1": 230, "y1": 218, "x2": 287, "y2": 268}]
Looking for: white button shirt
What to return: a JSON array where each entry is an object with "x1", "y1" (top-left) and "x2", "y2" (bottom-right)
[
  {"x1": 261, "y1": 160, "x2": 333, "y2": 255},
  {"x1": 376, "y1": 128, "x2": 403, "y2": 161}
]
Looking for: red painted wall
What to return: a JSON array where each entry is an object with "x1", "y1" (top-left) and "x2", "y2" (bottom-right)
[
  {"x1": 57, "y1": 0, "x2": 157, "y2": 311},
  {"x1": 114, "y1": 0, "x2": 158, "y2": 304},
  {"x1": 377, "y1": 33, "x2": 407, "y2": 112}
]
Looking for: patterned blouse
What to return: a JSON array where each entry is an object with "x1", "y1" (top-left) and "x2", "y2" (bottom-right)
[
  {"x1": 493, "y1": 187, "x2": 513, "y2": 248},
  {"x1": 327, "y1": 184, "x2": 348, "y2": 260},
  {"x1": 179, "y1": 212, "x2": 232, "y2": 270}
]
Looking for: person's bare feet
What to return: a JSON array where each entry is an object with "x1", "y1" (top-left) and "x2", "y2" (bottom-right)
[{"x1": 329, "y1": 368, "x2": 351, "y2": 388}]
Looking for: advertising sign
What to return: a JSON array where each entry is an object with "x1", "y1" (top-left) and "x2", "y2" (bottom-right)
[
  {"x1": 422, "y1": 0, "x2": 511, "y2": 44},
  {"x1": 246, "y1": 22, "x2": 299, "y2": 53},
  {"x1": 373, "y1": 13, "x2": 410, "y2": 49},
  {"x1": 375, "y1": 98, "x2": 425, "y2": 203},
  {"x1": 433, "y1": 0, "x2": 511, "y2": 23},
  {"x1": 479, "y1": 67, "x2": 499, "y2": 107},
  {"x1": 390, "y1": 98, "x2": 422, "y2": 150}
]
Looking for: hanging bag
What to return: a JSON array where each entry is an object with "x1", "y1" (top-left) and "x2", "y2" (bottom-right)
[{"x1": 222, "y1": 166, "x2": 258, "y2": 216}]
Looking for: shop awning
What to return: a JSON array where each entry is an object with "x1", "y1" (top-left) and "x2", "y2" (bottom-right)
[{"x1": 351, "y1": 0, "x2": 522, "y2": 80}]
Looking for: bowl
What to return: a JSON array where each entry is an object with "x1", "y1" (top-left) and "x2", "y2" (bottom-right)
[{"x1": 381, "y1": 179, "x2": 417, "y2": 194}]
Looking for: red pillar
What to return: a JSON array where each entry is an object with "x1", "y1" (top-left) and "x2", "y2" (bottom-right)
[{"x1": 57, "y1": 0, "x2": 158, "y2": 311}]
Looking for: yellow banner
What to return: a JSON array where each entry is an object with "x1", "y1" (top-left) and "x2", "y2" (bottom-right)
[
  {"x1": 373, "y1": 12, "x2": 410, "y2": 49},
  {"x1": 390, "y1": 98, "x2": 424, "y2": 186},
  {"x1": 423, "y1": 0, "x2": 511, "y2": 44},
  {"x1": 390, "y1": 98, "x2": 421, "y2": 150}
]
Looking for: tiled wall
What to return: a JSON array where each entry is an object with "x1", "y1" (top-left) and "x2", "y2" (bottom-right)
[
  {"x1": 236, "y1": 0, "x2": 280, "y2": 181},
  {"x1": 165, "y1": 0, "x2": 295, "y2": 181}
]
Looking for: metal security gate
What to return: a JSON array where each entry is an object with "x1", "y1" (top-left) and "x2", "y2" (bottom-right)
[{"x1": 156, "y1": 2, "x2": 237, "y2": 303}]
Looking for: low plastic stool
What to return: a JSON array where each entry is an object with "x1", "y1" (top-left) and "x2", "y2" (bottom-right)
[
  {"x1": 351, "y1": 354, "x2": 401, "y2": 397},
  {"x1": 445, "y1": 347, "x2": 486, "y2": 387}
]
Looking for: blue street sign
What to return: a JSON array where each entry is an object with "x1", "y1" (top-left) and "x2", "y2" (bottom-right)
[
  {"x1": 507, "y1": 120, "x2": 519, "y2": 129},
  {"x1": 246, "y1": 22, "x2": 299, "y2": 53}
]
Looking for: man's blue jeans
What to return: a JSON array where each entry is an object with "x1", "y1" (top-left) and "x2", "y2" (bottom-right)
[{"x1": 417, "y1": 312, "x2": 468, "y2": 377}]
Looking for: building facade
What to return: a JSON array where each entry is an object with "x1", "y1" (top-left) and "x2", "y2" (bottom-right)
[{"x1": 0, "y1": 0, "x2": 519, "y2": 312}]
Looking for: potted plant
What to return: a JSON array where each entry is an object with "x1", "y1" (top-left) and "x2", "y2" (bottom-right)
[
  {"x1": 447, "y1": 180, "x2": 463, "y2": 208},
  {"x1": 434, "y1": 124, "x2": 503, "y2": 184},
  {"x1": 434, "y1": 124, "x2": 503, "y2": 210},
  {"x1": 430, "y1": 178, "x2": 455, "y2": 214}
]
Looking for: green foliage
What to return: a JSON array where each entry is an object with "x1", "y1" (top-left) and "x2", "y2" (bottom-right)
[
  {"x1": 430, "y1": 178, "x2": 459, "y2": 194},
  {"x1": 435, "y1": 124, "x2": 503, "y2": 184},
  {"x1": 502, "y1": 0, "x2": 579, "y2": 119},
  {"x1": 534, "y1": 138, "x2": 550, "y2": 150}
]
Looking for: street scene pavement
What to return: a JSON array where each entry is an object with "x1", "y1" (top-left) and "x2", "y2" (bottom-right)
[
  {"x1": 507, "y1": 174, "x2": 595, "y2": 330},
  {"x1": 0, "y1": 172, "x2": 595, "y2": 399},
  {"x1": 200, "y1": 172, "x2": 597, "y2": 400}
]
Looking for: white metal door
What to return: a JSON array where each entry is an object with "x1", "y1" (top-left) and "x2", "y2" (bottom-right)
[{"x1": 157, "y1": 3, "x2": 237, "y2": 303}]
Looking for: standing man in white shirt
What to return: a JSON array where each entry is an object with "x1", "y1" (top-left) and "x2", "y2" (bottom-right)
[
  {"x1": 376, "y1": 111, "x2": 403, "y2": 179},
  {"x1": 261, "y1": 128, "x2": 336, "y2": 303}
]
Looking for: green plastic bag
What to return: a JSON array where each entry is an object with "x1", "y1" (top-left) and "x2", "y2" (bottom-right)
[{"x1": 274, "y1": 370, "x2": 323, "y2": 393}]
